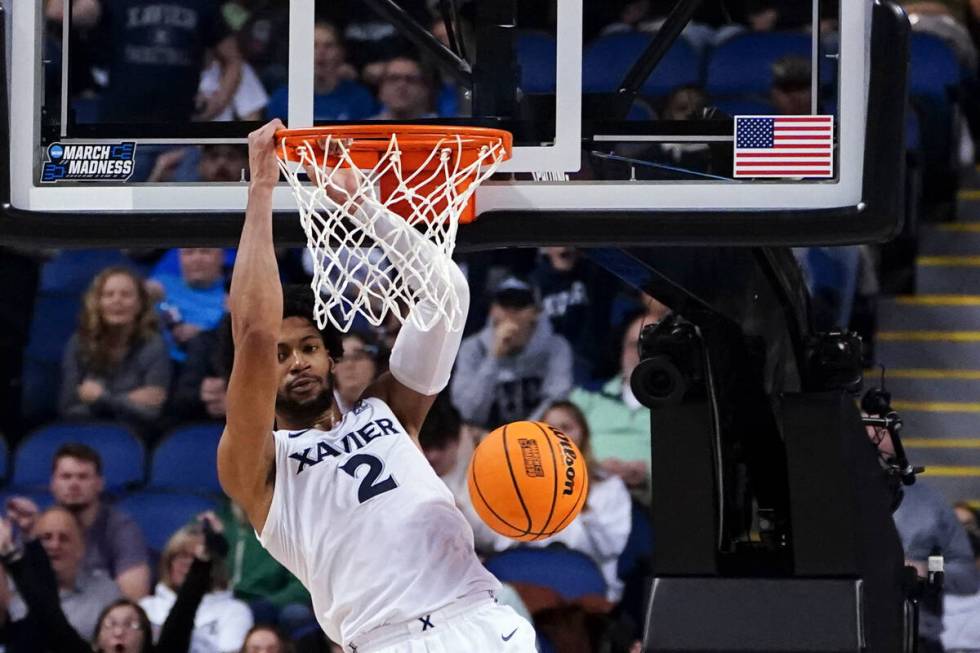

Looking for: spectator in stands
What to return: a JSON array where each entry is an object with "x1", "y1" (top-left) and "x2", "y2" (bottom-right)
[
  {"x1": 418, "y1": 393, "x2": 473, "y2": 506},
  {"x1": 59, "y1": 266, "x2": 171, "y2": 433},
  {"x1": 768, "y1": 56, "x2": 870, "y2": 334},
  {"x1": 148, "y1": 248, "x2": 228, "y2": 363},
  {"x1": 943, "y1": 500, "x2": 980, "y2": 652},
  {"x1": 530, "y1": 247, "x2": 616, "y2": 384},
  {"x1": 172, "y1": 316, "x2": 233, "y2": 422},
  {"x1": 571, "y1": 310, "x2": 664, "y2": 493},
  {"x1": 770, "y1": 55, "x2": 812, "y2": 116},
  {"x1": 652, "y1": 85, "x2": 712, "y2": 170},
  {"x1": 0, "y1": 514, "x2": 218, "y2": 653},
  {"x1": 745, "y1": 1, "x2": 814, "y2": 31},
  {"x1": 199, "y1": 54, "x2": 269, "y2": 121},
  {"x1": 0, "y1": 507, "x2": 121, "y2": 642},
  {"x1": 470, "y1": 402, "x2": 632, "y2": 601},
  {"x1": 334, "y1": 0, "x2": 431, "y2": 85},
  {"x1": 430, "y1": 16, "x2": 474, "y2": 117},
  {"x1": 149, "y1": 143, "x2": 249, "y2": 185},
  {"x1": 266, "y1": 22, "x2": 375, "y2": 122},
  {"x1": 240, "y1": 625, "x2": 289, "y2": 653},
  {"x1": 452, "y1": 276, "x2": 573, "y2": 429},
  {"x1": 6, "y1": 443, "x2": 151, "y2": 600},
  {"x1": 235, "y1": 2, "x2": 290, "y2": 92},
  {"x1": 539, "y1": 401, "x2": 631, "y2": 601},
  {"x1": 213, "y1": 504, "x2": 314, "y2": 641},
  {"x1": 868, "y1": 423, "x2": 980, "y2": 653},
  {"x1": 373, "y1": 54, "x2": 439, "y2": 120},
  {"x1": 334, "y1": 330, "x2": 386, "y2": 412},
  {"x1": 140, "y1": 517, "x2": 252, "y2": 653},
  {"x1": 84, "y1": 0, "x2": 242, "y2": 124}
]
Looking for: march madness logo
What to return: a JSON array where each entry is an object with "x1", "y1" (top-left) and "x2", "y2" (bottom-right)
[{"x1": 40, "y1": 142, "x2": 137, "y2": 182}]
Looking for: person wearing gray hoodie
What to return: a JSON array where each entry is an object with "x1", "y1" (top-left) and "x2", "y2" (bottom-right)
[{"x1": 451, "y1": 277, "x2": 573, "y2": 430}]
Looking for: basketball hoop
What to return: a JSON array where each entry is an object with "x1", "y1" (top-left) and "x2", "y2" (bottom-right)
[{"x1": 275, "y1": 125, "x2": 512, "y2": 333}]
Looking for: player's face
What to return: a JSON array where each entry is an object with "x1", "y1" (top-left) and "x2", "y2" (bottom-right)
[
  {"x1": 244, "y1": 628, "x2": 283, "y2": 653},
  {"x1": 99, "y1": 273, "x2": 141, "y2": 328},
  {"x1": 36, "y1": 511, "x2": 84, "y2": 581},
  {"x1": 97, "y1": 604, "x2": 145, "y2": 653},
  {"x1": 276, "y1": 317, "x2": 334, "y2": 415},
  {"x1": 51, "y1": 457, "x2": 104, "y2": 510},
  {"x1": 543, "y1": 406, "x2": 584, "y2": 448}
]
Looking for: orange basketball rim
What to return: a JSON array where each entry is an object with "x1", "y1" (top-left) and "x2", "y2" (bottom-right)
[{"x1": 275, "y1": 125, "x2": 513, "y2": 224}]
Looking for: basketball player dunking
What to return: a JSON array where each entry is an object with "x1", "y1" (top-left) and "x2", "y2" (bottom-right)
[{"x1": 217, "y1": 120, "x2": 538, "y2": 653}]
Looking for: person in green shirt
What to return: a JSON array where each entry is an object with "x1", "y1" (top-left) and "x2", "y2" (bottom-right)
[
  {"x1": 213, "y1": 503, "x2": 315, "y2": 640},
  {"x1": 571, "y1": 310, "x2": 661, "y2": 499}
]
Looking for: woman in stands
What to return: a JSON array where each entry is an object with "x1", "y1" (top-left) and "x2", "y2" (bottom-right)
[
  {"x1": 538, "y1": 401, "x2": 634, "y2": 602},
  {"x1": 239, "y1": 625, "x2": 290, "y2": 653},
  {"x1": 59, "y1": 266, "x2": 171, "y2": 435},
  {"x1": 140, "y1": 518, "x2": 253, "y2": 653}
]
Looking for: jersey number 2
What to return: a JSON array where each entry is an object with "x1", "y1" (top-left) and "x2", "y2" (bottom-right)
[{"x1": 340, "y1": 454, "x2": 398, "y2": 503}]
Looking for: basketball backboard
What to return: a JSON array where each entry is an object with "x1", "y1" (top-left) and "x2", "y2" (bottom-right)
[{"x1": 0, "y1": 0, "x2": 908, "y2": 248}]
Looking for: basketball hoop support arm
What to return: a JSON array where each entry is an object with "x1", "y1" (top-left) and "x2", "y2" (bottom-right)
[
  {"x1": 359, "y1": 0, "x2": 473, "y2": 88},
  {"x1": 613, "y1": 0, "x2": 705, "y2": 120}
]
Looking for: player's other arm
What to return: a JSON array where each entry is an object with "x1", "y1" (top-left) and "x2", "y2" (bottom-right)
[
  {"x1": 358, "y1": 204, "x2": 470, "y2": 434},
  {"x1": 368, "y1": 258, "x2": 470, "y2": 436},
  {"x1": 217, "y1": 120, "x2": 283, "y2": 534}
]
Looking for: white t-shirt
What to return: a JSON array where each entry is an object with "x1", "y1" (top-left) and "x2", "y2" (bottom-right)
[
  {"x1": 258, "y1": 397, "x2": 500, "y2": 647},
  {"x1": 198, "y1": 61, "x2": 269, "y2": 121},
  {"x1": 140, "y1": 583, "x2": 253, "y2": 653}
]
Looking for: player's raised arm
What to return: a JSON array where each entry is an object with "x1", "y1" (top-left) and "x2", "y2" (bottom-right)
[
  {"x1": 359, "y1": 203, "x2": 471, "y2": 436},
  {"x1": 217, "y1": 120, "x2": 284, "y2": 529}
]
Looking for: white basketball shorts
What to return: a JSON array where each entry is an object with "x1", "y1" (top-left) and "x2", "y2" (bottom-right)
[{"x1": 347, "y1": 594, "x2": 537, "y2": 653}]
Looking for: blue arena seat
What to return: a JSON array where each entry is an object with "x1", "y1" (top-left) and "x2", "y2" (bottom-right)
[
  {"x1": 706, "y1": 31, "x2": 812, "y2": 98},
  {"x1": 116, "y1": 491, "x2": 217, "y2": 553},
  {"x1": 485, "y1": 545, "x2": 607, "y2": 601},
  {"x1": 149, "y1": 423, "x2": 223, "y2": 494},
  {"x1": 583, "y1": 31, "x2": 702, "y2": 97},
  {"x1": 909, "y1": 32, "x2": 962, "y2": 100},
  {"x1": 516, "y1": 31, "x2": 557, "y2": 94},
  {"x1": 908, "y1": 33, "x2": 963, "y2": 205},
  {"x1": 13, "y1": 422, "x2": 145, "y2": 492}
]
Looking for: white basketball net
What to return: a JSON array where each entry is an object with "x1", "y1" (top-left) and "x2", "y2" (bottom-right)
[{"x1": 278, "y1": 132, "x2": 508, "y2": 333}]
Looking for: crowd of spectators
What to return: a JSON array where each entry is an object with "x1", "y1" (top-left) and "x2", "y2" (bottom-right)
[{"x1": 4, "y1": 1, "x2": 980, "y2": 652}]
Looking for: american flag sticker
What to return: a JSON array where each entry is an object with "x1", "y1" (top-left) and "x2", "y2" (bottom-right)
[{"x1": 733, "y1": 115, "x2": 834, "y2": 178}]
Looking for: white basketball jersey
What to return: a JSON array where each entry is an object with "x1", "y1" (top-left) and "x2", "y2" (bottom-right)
[{"x1": 257, "y1": 397, "x2": 500, "y2": 646}]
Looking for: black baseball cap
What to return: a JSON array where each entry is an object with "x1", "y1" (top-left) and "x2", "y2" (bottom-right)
[{"x1": 492, "y1": 276, "x2": 537, "y2": 309}]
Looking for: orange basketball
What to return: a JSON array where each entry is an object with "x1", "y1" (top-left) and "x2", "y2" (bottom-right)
[{"x1": 467, "y1": 420, "x2": 589, "y2": 542}]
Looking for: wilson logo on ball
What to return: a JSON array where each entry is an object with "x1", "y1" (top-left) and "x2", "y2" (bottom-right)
[
  {"x1": 468, "y1": 420, "x2": 589, "y2": 542},
  {"x1": 550, "y1": 427, "x2": 578, "y2": 496}
]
